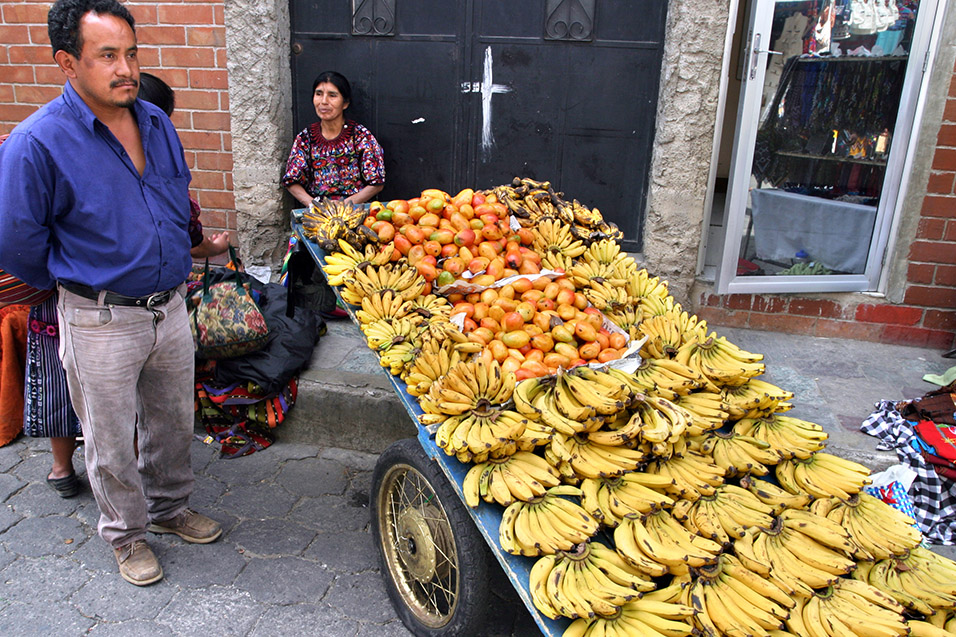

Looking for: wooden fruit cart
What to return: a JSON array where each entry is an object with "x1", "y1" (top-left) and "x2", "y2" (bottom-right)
[{"x1": 292, "y1": 214, "x2": 567, "y2": 637}]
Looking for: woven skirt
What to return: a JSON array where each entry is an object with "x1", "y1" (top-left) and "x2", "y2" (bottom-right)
[{"x1": 23, "y1": 294, "x2": 80, "y2": 438}]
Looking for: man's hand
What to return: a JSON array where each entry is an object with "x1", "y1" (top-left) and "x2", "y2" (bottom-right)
[{"x1": 190, "y1": 231, "x2": 231, "y2": 258}]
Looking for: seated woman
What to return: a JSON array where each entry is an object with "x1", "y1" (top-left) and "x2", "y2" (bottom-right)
[{"x1": 282, "y1": 71, "x2": 385, "y2": 206}]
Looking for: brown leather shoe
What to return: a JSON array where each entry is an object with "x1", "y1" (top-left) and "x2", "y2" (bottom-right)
[
  {"x1": 148, "y1": 508, "x2": 222, "y2": 544},
  {"x1": 114, "y1": 540, "x2": 163, "y2": 586}
]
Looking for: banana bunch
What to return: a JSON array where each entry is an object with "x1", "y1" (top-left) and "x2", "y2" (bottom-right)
[
  {"x1": 568, "y1": 259, "x2": 627, "y2": 291},
  {"x1": 582, "y1": 280, "x2": 630, "y2": 313},
  {"x1": 585, "y1": 395, "x2": 690, "y2": 450},
  {"x1": 635, "y1": 294, "x2": 676, "y2": 321},
  {"x1": 688, "y1": 553, "x2": 795, "y2": 637},
  {"x1": 300, "y1": 199, "x2": 376, "y2": 251},
  {"x1": 638, "y1": 314, "x2": 683, "y2": 360},
  {"x1": 461, "y1": 451, "x2": 561, "y2": 508},
  {"x1": 614, "y1": 509, "x2": 722, "y2": 575},
  {"x1": 543, "y1": 445, "x2": 580, "y2": 485},
  {"x1": 405, "y1": 293, "x2": 453, "y2": 323},
  {"x1": 377, "y1": 338, "x2": 421, "y2": 376},
  {"x1": 339, "y1": 262, "x2": 426, "y2": 306},
  {"x1": 603, "y1": 305, "x2": 642, "y2": 342},
  {"x1": 580, "y1": 473, "x2": 676, "y2": 527},
  {"x1": 529, "y1": 542, "x2": 658, "y2": 620},
  {"x1": 433, "y1": 409, "x2": 529, "y2": 459},
  {"x1": 578, "y1": 238, "x2": 634, "y2": 269},
  {"x1": 776, "y1": 451, "x2": 871, "y2": 499},
  {"x1": 673, "y1": 483, "x2": 775, "y2": 544},
  {"x1": 321, "y1": 239, "x2": 396, "y2": 286},
  {"x1": 671, "y1": 390, "x2": 730, "y2": 436},
  {"x1": 643, "y1": 451, "x2": 725, "y2": 500},
  {"x1": 624, "y1": 268, "x2": 670, "y2": 303},
  {"x1": 562, "y1": 596, "x2": 696, "y2": 637},
  {"x1": 531, "y1": 218, "x2": 587, "y2": 271},
  {"x1": 418, "y1": 357, "x2": 515, "y2": 417},
  {"x1": 361, "y1": 317, "x2": 420, "y2": 352},
  {"x1": 908, "y1": 618, "x2": 956, "y2": 637},
  {"x1": 812, "y1": 492, "x2": 922, "y2": 560},
  {"x1": 355, "y1": 289, "x2": 414, "y2": 326},
  {"x1": 554, "y1": 366, "x2": 630, "y2": 421},
  {"x1": 754, "y1": 508, "x2": 858, "y2": 596},
  {"x1": 738, "y1": 473, "x2": 812, "y2": 514},
  {"x1": 689, "y1": 430, "x2": 779, "y2": 477},
  {"x1": 514, "y1": 378, "x2": 605, "y2": 436},
  {"x1": 734, "y1": 413, "x2": 828, "y2": 460},
  {"x1": 721, "y1": 378, "x2": 795, "y2": 419},
  {"x1": 676, "y1": 333, "x2": 765, "y2": 387},
  {"x1": 609, "y1": 358, "x2": 713, "y2": 399},
  {"x1": 860, "y1": 546, "x2": 956, "y2": 616},
  {"x1": 498, "y1": 485, "x2": 600, "y2": 556},
  {"x1": 401, "y1": 338, "x2": 461, "y2": 397},
  {"x1": 550, "y1": 432, "x2": 647, "y2": 479},
  {"x1": 787, "y1": 579, "x2": 908, "y2": 637}
]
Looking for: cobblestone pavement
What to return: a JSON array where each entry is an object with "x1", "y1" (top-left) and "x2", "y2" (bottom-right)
[{"x1": 0, "y1": 435, "x2": 536, "y2": 636}]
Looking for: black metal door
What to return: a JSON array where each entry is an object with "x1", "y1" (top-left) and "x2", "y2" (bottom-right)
[{"x1": 289, "y1": 0, "x2": 666, "y2": 251}]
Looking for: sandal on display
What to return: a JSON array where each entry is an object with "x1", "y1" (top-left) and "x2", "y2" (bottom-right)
[{"x1": 47, "y1": 472, "x2": 80, "y2": 498}]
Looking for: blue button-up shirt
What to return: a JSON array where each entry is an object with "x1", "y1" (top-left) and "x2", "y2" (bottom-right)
[{"x1": 0, "y1": 81, "x2": 192, "y2": 297}]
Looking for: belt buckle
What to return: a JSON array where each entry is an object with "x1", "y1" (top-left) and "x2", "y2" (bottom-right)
[{"x1": 145, "y1": 290, "x2": 169, "y2": 309}]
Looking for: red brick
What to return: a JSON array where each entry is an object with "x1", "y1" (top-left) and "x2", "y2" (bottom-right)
[
  {"x1": 750, "y1": 295, "x2": 788, "y2": 314},
  {"x1": 187, "y1": 26, "x2": 226, "y2": 48},
  {"x1": 722, "y1": 294, "x2": 753, "y2": 311},
  {"x1": 917, "y1": 217, "x2": 947, "y2": 240},
  {"x1": 189, "y1": 170, "x2": 225, "y2": 190},
  {"x1": 196, "y1": 190, "x2": 235, "y2": 210},
  {"x1": 813, "y1": 319, "x2": 883, "y2": 342},
  {"x1": 28, "y1": 25, "x2": 49, "y2": 45},
  {"x1": 222, "y1": 133, "x2": 231, "y2": 151},
  {"x1": 908, "y1": 263, "x2": 935, "y2": 285},
  {"x1": 195, "y1": 207, "x2": 226, "y2": 228},
  {"x1": 157, "y1": 5, "x2": 215, "y2": 25},
  {"x1": 749, "y1": 313, "x2": 816, "y2": 334},
  {"x1": 922, "y1": 195, "x2": 956, "y2": 218},
  {"x1": 188, "y1": 69, "x2": 228, "y2": 90},
  {"x1": 788, "y1": 298, "x2": 844, "y2": 319},
  {"x1": 216, "y1": 49, "x2": 228, "y2": 67},
  {"x1": 224, "y1": 173, "x2": 233, "y2": 190},
  {"x1": 136, "y1": 48, "x2": 160, "y2": 68},
  {"x1": 0, "y1": 85, "x2": 13, "y2": 102},
  {"x1": 923, "y1": 310, "x2": 956, "y2": 331},
  {"x1": 35, "y1": 66, "x2": 65, "y2": 85},
  {"x1": 946, "y1": 99, "x2": 956, "y2": 123},
  {"x1": 940, "y1": 124, "x2": 956, "y2": 147},
  {"x1": 937, "y1": 265, "x2": 956, "y2": 287},
  {"x1": 14, "y1": 84, "x2": 62, "y2": 104},
  {"x1": 195, "y1": 151, "x2": 233, "y2": 171},
  {"x1": 179, "y1": 130, "x2": 223, "y2": 151},
  {"x1": 909, "y1": 240, "x2": 956, "y2": 264},
  {"x1": 220, "y1": 91, "x2": 229, "y2": 111},
  {"x1": 160, "y1": 47, "x2": 216, "y2": 69},
  {"x1": 137, "y1": 26, "x2": 186, "y2": 46},
  {"x1": 0, "y1": 25, "x2": 32, "y2": 44},
  {"x1": 934, "y1": 149, "x2": 956, "y2": 172},
  {"x1": 7, "y1": 45, "x2": 51, "y2": 65},
  {"x1": 175, "y1": 89, "x2": 218, "y2": 110},
  {"x1": 128, "y1": 4, "x2": 158, "y2": 25},
  {"x1": 156, "y1": 68, "x2": 189, "y2": 89},
  {"x1": 946, "y1": 221, "x2": 956, "y2": 242},
  {"x1": 2, "y1": 3, "x2": 49, "y2": 23},
  {"x1": 214, "y1": 4, "x2": 225, "y2": 25},
  {"x1": 0, "y1": 65, "x2": 36, "y2": 84},
  {"x1": 693, "y1": 307, "x2": 750, "y2": 329},
  {"x1": 0, "y1": 103, "x2": 41, "y2": 122},
  {"x1": 854, "y1": 303, "x2": 923, "y2": 325},
  {"x1": 880, "y1": 325, "x2": 956, "y2": 350},
  {"x1": 904, "y1": 285, "x2": 956, "y2": 308}
]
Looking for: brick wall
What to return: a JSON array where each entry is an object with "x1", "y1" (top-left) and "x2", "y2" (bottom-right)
[{"x1": 0, "y1": 0, "x2": 234, "y2": 236}]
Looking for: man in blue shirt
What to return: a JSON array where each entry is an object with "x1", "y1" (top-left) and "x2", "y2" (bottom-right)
[{"x1": 0, "y1": 0, "x2": 221, "y2": 586}]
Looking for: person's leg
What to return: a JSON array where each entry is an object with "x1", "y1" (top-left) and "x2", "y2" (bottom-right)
[{"x1": 48, "y1": 436, "x2": 76, "y2": 479}]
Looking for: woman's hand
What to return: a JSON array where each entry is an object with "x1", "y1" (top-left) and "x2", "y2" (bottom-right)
[{"x1": 286, "y1": 184, "x2": 315, "y2": 208}]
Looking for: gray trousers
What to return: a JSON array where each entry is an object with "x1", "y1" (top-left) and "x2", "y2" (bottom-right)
[{"x1": 57, "y1": 284, "x2": 195, "y2": 548}]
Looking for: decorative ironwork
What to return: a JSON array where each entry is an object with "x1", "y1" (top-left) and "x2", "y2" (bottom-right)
[
  {"x1": 352, "y1": 0, "x2": 395, "y2": 36},
  {"x1": 545, "y1": 0, "x2": 594, "y2": 41}
]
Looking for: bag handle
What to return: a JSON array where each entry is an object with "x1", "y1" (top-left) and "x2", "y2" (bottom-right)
[{"x1": 201, "y1": 245, "x2": 245, "y2": 301}]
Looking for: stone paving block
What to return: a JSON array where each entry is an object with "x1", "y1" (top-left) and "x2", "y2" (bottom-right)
[
  {"x1": 156, "y1": 585, "x2": 264, "y2": 636},
  {"x1": 321, "y1": 571, "x2": 399, "y2": 623},
  {"x1": 70, "y1": 536, "x2": 118, "y2": 574},
  {"x1": 8, "y1": 447, "x2": 56, "y2": 483},
  {"x1": 220, "y1": 482, "x2": 298, "y2": 518},
  {"x1": 233, "y1": 556, "x2": 334, "y2": 604},
  {"x1": 303, "y1": 529, "x2": 377, "y2": 573},
  {"x1": 5, "y1": 481, "x2": 87, "y2": 518},
  {"x1": 1, "y1": 516, "x2": 87, "y2": 557},
  {"x1": 249, "y1": 603, "x2": 361, "y2": 637},
  {"x1": 276, "y1": 456, "x2": 349, "y2": 497},
  {"x1": 189, "y1": 474, "x2": 228, "y2": 511},
  {"x1": 153, "y1": 539, "x2": 246, "y2": 588},
  {"x1": 0, "y1": 555, "x2": 91, "y2": 602},
  {"x1": 0, "y1": 600, "x2": 96, "y2": 634},
  {"x1": 202, "y1": 446, "x2": 283, "y2": 486},
  {"x1": 350, "y1": 620, "x2": 415, "y2": 637},
  {"x1": 0, "y1": 473, "x2": 25, "y2": 502},
  {"x1": 71, "y1": 572, "x2": 177, "y2": 622},
  {"x1": 319, "y1": 447, "x2": 379, "y2": 472},
  {"x1": 0, "y1": 444, "x2": 22, "y2": 472},
  {"x1": 0, "y1": 503, "x2": 22, "y2": 534},
  {"x1": 87, "y1": 619, "x2": 177, "y2": 637},
  {"x1": 230, "y1": 518, "x2": 317, "y2": 557},
  {"x1": 288, "y1": 494, "x2": 370, "y2": 534}
]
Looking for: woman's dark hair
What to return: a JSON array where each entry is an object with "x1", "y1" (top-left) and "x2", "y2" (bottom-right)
[
  {"x1": 311, "y1": 71, "x2": 351, "y2": 105},
  {"x1": 48, "y1": 0, "x2": 135, "y2": 59},
  {"x1": 138, "y1": 72, "x2": 175, "y2": 117}
]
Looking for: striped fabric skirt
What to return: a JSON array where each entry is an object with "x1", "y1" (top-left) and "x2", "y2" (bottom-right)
[{"x1": 23, "y1": 294, "x2": 80, "y2": 438}]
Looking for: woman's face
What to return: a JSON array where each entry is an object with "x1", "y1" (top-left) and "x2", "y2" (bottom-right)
[{"x1": 313, "y1": 82, "x2": 348, "y2": 123}]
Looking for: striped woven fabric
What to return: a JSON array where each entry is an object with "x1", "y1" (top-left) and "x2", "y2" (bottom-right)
[{"x1": 0, "y1": 269, "x2": 54, "y2": 305}]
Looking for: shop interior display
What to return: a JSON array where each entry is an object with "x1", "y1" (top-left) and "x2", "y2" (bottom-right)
[{"x1": 302, "y1": 179, "x2": 956, "y2": 636}]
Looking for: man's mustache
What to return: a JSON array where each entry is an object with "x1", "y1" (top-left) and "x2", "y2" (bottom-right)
[{"x1": 110, "y1": 79, "x2": 139, "y2": 89}]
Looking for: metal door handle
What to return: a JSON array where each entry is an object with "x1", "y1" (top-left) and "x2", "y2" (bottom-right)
[{"x1": 749, "y1": 33, "x2": 782, "y2": 79}]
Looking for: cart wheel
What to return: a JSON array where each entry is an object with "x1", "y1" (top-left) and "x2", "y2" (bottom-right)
[{"x1": 372, "y1": 438, "x2": 491, "y2": 636}]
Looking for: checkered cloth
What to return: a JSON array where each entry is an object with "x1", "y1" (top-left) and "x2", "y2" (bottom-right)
[{"x1": 861, "y1": 400, "x2": 956, "y2": 544}]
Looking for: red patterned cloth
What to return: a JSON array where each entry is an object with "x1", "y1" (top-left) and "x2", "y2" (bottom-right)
[{"x1": 281, "y1": 120, "x2": 384, "y2": 200}]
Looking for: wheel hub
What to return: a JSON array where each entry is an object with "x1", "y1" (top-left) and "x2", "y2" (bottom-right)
[{"x1": 396, "y1": 507, "x2": 437, "y2": 583}]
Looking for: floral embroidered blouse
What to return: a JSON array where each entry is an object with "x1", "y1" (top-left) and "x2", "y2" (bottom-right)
[{"x1": 282, "y1": 120, "x2": 385, "y2": 200}]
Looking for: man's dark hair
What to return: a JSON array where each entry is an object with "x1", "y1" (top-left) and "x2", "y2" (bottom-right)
[
  {"x1": 48, "y1": 0, "x2": 135, "y2": 58},
  {"x1": 138, "y1": 72, "x2": 174, "y2": 117}
]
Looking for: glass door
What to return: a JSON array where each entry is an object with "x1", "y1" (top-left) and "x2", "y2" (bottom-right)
[{"x1": 715, "y1": 0, "x2": 940, "y2": 294}]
